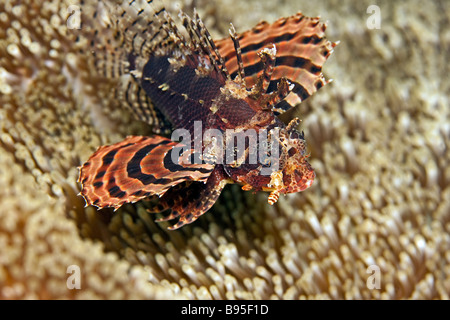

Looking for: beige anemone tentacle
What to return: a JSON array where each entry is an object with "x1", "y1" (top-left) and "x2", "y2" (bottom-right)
[{"x1": 0, "y1": 0, "x2": 449, "y2": 300}]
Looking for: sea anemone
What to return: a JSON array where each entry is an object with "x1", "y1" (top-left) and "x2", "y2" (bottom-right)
[{"x1": 0, "y1": 0, "x2": 449, "y2": 299}]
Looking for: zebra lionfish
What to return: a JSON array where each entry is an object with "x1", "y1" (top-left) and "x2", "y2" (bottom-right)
[{"x1": 78, "y1": 0, "x2": 337, "y2": 229}]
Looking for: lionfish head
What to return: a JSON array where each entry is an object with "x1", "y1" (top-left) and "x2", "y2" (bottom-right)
[
  {"x1": 263, "y1": 118, "x2": 315, "y2": 204},
  {"x1": 279, "y1": 124, "x2": 315, "y2": 194}
]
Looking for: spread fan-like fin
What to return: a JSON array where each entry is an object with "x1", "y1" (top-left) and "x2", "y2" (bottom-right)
[
  {"x1": 79, "y1": 135, "x2": 214, "y2": 210},
  {"x1": 148, "y1": 166, "x2": 231, "y2": 230},
  {"x1": 215, "y1": 12, "x2": 337, "y2": 114},
  {"x1": 76, "y1": 0, "x2": 177, "y2": 134}
]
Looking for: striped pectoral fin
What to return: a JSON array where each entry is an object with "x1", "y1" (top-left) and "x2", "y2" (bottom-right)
[
  {"x1": 148, "y1": 166, "x2": 231, "y2": 230},
  {"x1": 216, "y1": 12, "x2": 337, "y2": 114},
  {"x1": 78, "y1": 135, "x2": 214, "y2": 210},
  {"x1": 120, "y1": 74, "x2": 173, "y2": 135}
]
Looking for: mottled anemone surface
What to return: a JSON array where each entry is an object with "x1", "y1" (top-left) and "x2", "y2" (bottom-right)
[{"x1": 0, "y1": 0, "x2": 449, "y2": 299}]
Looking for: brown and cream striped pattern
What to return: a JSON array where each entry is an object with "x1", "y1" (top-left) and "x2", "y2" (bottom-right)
[
  {"x1": 216, "y1": 12, "x2": 337, "y2": 113},
  {"x1": 79, "y1": 135, "x2": 213, "y2": 210}
]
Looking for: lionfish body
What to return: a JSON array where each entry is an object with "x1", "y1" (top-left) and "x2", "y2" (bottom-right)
[{"x1": 78, "y1": 0, "x2": 336, "y2": 229}]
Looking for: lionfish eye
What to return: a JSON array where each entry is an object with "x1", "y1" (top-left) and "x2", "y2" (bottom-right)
[
  {"x1": 288, "y1": 148, "x2": 297, "y2": 156},
  {"x1": 289, "y1": 130, "x2": 303, "y2": 140}
]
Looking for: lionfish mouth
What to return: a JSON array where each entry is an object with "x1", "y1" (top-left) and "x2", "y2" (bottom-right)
[{"x1": 264, "y1": 166, "x2": 315, "y2": 194}]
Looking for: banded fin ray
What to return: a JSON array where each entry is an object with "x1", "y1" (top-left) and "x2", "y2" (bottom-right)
[
  {"x1": 148, "y1": 166, "x2": 232, "y2": 230},
  {"x1": 79, "y1": 135, "x2": 214, "y2": 210},
  {"x1": 76, "y1": 0, "x2": 178, "y2": 134},
  {"x1": 119, "y1": 75, "x2": 173, "y2": 134},
  {"x1": 215, "y1": 12, "x2": 337, "y2": 114}
]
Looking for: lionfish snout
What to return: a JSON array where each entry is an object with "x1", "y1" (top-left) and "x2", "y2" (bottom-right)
[{"x1": 282, "y1": 162, "x2": 315, "y2": 193}]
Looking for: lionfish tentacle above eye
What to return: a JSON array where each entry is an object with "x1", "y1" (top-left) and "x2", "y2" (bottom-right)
[
  {"x1": 249, "y1": 44, "x2": 277, "y2": 99},
  {"x1": 228, "y1": 23, "x2": 246, "y2": 84}
]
